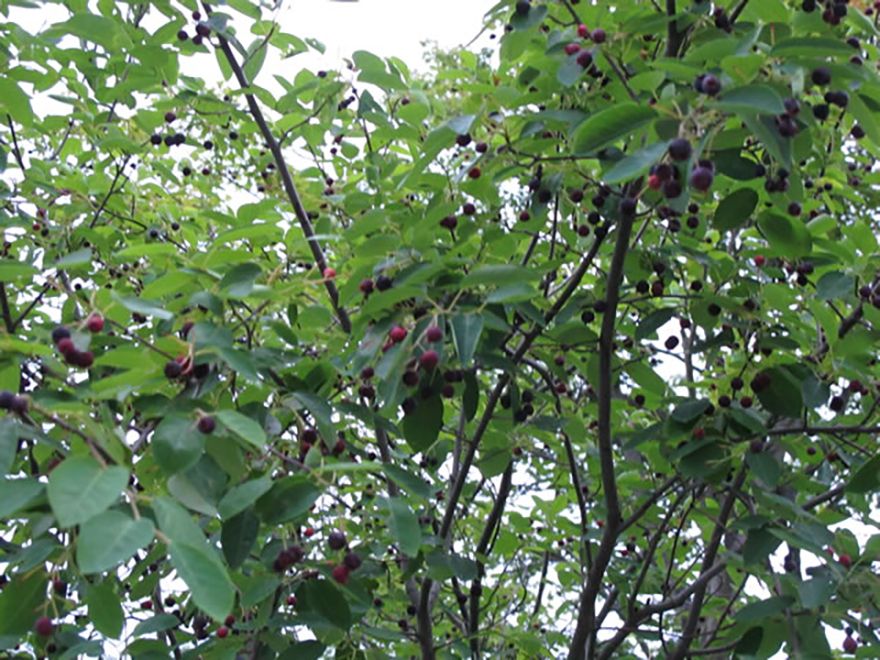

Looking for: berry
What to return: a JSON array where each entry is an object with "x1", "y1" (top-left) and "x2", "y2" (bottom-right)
[
  {"x1": 419, "y1": 350, "x2": 440, "y2": 371},
  {"x1": 389, "y1": 326, "x2": 407, "y2": 343},
  {"x1": 177, "y1": 29, "x2": 188, "y2": 41},
  {"x1": 86, "y1": 314, "x2": 104, "y2": 333},
  {"x1": 564, "y1": 43, "x2": 581, "y2": 56},
  {"x1": 468, "y1": 167, "x2": 481, "y2": 179},
  {"x1": 690, "y1": 166, "x2": 714, "y2": 192},
  {"x1": 56, "y1": 337, "x2": 75, "y2": 355},
  {"x1": 287, "y1": 595, "x2": 297, "y2": 606},
  {"x1": 322, "y1": 268, "x2": 336, "y2": 279},
  {"x1": 577, "y1": 51, "x2": 593, "y2": 68},
  {"x1": 694, "y1": 428, "x2": 705, "y2": 440},
  {"x1": 813, "y1": 104, "x2": 830, "y2": 121},
  {"x1": 439, "y1": 215, "x2": 458, "y2": 230},
  {"x1": 359, "y1": 279, "x2": 374, "y2": 294},
  {"x1": 839, "y1": 553, "x2": 852, "y2": 568},
  {"x1": 455, "y1": 133, "x2": 472, "y2": 147},
  {"x1": 142, "y1": 600, "x2": 153, "y2": 609},
  {"x1": 217, "y1": 626, "x2": 229, "y2": 638},
  {"x1": 462, "y1": 202, "x2": 476, "y2": 215},
  {"x1": 591, "y1": 28, "x2": 606, "y2": 43},
  {"x1": 195, "y1": 22, "x2": 211, "y2": 37},
  {"x1": 843, "y1": 636, "x2": 857, "y2": 653},
  {"x1": 35, "y1": 617, "x2": 53, "y2": 637},
  {"x1": 361, "y1": 366, "x2": 375, "y2": 379},
  {"x1": 197, "y1": 416, "x2": 216, "y2": 434},
  {"x1": 224, "y1": 615, "x2": 235, "y2": 627},
  {"x1": 578, "y1": 24, "x2": 590, "y2": 38},
  {"x1": 518, "y1": 210, "x2": 531, "y2": 222},
  {"x1": 328, "y1": 530, "x2": 347, "y2": 550},
  {"x1": 754, "y1": 255, "x2": 766, "y2": 267},
  {"x1": 343, "y1": 551, "x2": 363, "y2": 571},
  {"x1": 701, "y1": 75, "x2": 721, "y2": 96},
  {"x1": 811, "y1": 66, "x2": 832, "y2": 86},
  {"x1": 331, "y1": 564, "x2": 350, "y2": 585},
  {"x1": 648, "y1": 174, "x2": 662, "y2": 190},
  {"x1": 164, "y1": 111, "x2": 176, "y2": 124},
  {"x1": 426, "y1": 326, "x2": 443, "y2": 342},
  {"x1": 72, "y1": 351, "x2": 94, "y2": 368},
  {"x1": 52, "y1": 326, "x2": 71, "y2": 343},
  {"x1": 668, "y1": 138, "x2": 692, "y2": 161},
  {"x1": 475, "y1": 142, "x2": 488, "y2": 153}
]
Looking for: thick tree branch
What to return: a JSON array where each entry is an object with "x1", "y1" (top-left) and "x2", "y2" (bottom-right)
[
  {"x1": 567, "y1": 210, "x2": 636, "y2": 660},
  {"x1": 204, "y1": 4, "x2": 351, "y2": 334},
  {"x1": 666, "y1": 466, "x2": 747, "y2": 660},
  {"x1": 665, "y1": 0, "x2": 685, "y2": 58}
]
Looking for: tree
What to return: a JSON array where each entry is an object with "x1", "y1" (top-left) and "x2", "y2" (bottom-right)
[{"x1": 0, "y1": 0, "x2": 878, "y2": 657}]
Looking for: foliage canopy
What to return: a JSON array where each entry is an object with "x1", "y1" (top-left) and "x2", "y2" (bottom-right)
[{"x1": 0, "y1": 0, "x2": 879, "y2": 658}]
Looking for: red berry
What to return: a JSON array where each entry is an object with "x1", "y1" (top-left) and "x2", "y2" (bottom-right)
[
  {"x1": 287, "y1": 595, "x2": 297, "y2": 606},
  {"x1": 389, "y1": 326, "x2": 407, "y2": 343},
  {"x1": 141, "y1": 600, "x2": 153, "y2": 609},
  {"x1": 56, "y1": 338, "x2": 75, "y2": 355},
  {"x1": 839, "y1": 553, "x2": 852, "y2": 568},
  {"x1": 564, "y1": 43, "x2": 581, "y2": 55},
  {"x1": 577, "y1": 23, "x2": 590, "y2": 38},
  {"x1": 304, "y1": 527, "x2": 315, "y2": 538},
  {"x1": 843, "y1": 636, "x2": 857, "y2": 653},
  {"x1": 426, "y1": 326, "x2": 443, "y2": 342},
  {"x1": 591, "y1": 28, "x2": 606, "y2": 43},
  {"x1": 694, "y1": 428, "x2": 705, "y2": 440},
  {"x1": 34, "y1": 616, "x2": 53, "y2": 637},
  {"x1": 323, "y1": 268, "x2": 336, "y2": 279},
  {"x1": 73, "y1": 351, "x2": 94, "y2": 368},
  {"x1": 419, "y1": 350, "x2": 440, "y2": 371},
  {"x1": 556, "y1": 382, "x2": 567, "y2": 394},
  {"x1": 468, "y1": 167, "x2": 481, "y2": 179},
  {"x1": 217, "y1": 626, "x2": 229, "y2": 639},
  {"x1": 224, "y1": 615, "x2": 235, "y2": 627},
  {"x1": 86, "y1": 314, "x2": 104, "y2": 333},
  {"x1": 754, "y1": 255, "x2": 766, "y2": 267},
  {"x1": 332, "y1": 564, "x2": 350, "y2": 585},
  {"x1": 648, "y1": 174, "x2": 662, "y2": 190}
]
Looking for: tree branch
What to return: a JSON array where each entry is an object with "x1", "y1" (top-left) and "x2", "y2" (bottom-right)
[
  {"x1": 204, "y1": 4, "x2": 351, "y2": 333},
  {"x1": 567, "y1": 210, "x2": 636, "y2": 660}
]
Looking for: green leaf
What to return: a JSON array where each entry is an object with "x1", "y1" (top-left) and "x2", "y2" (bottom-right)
[
  {"x1": 77, "y1": 511, "x2": 155, "y2": 574},
  {"x1": 798, "y1": 577, "x2": 835, "y2": 610},
  {"x1": 219, "y1": 262, "x2": 261, "y2": 297},
  {"x1": 670, "y1": 399, "x2": 711, "y2": 424},
  {"x1": 0, "y1": 418, "x2": 20, "y2": 476},
  {"x1": 557, "y1": 53, "x2": 586, "y2": 87},
  {"x1": 243, "y1": 38, "x2": 268, "y2": 83},
  {"x1": 0, "y1": 263, "x2": 38, "y2": 282},
  {"x1": 847, "y1": 455, "x2": 880, "y2": 494},
  {"x1": 383, "y1": 464, "x2": 432, "y2": 499},
  {"x1": 299, "y1": 579, "x2": 351, "y2": 630},
  {"x1": 87, "y1": 583, "x2": 124, "y2": 638},
  {"x1": 47, "y1": 456, "x2": 129, "y2": 527},
  {"x1": 755, "y1": 367, "x2": 803, "y2": 418},
  {"x1": 154, "y1": 496, "x2": 212, "y2": 549},
  {"x1": 54, "y1": 13, "x2": 132, "y2": 50},
  {"x1": 815, "y1": 271, "x2": 854, "y2": 300},
  {"x1": 169, "y1": 542, "x2": 234, "y2": 622},
  {"x1": 53, "y1": 248, "x2": 93, "y2": 268},
  {"x1": 625, "y1": 362, "x2": 667, "y2": 396},
  {"x1": 278, "y1": 641, "x2": 327, "y2": 660},
  {"x1": 386, "y1": 497, "x2": 421, "y2": 556},
  {"x1": 221, "y1": 507, "x2": 259, "y2": 570},
  {"x1": 131, "y1": 613, "x2": 181, "y2": 638},
  {"x1": 635, "y1": 308, "x2": 677, "y2": 341},
  {"x1": 460, "y1": 265, "x2": 542, "y2": 287},
  {"x1": 603, "y1": 140, "x2": 671, "y2": 184},
  {"x1": 734, "y1": 596, "x2": 795, "y2": 622},
  {"x1": 713, "y1": 188, "x2": 759, "y2": 232},
  {"x1": 0, "y1": 478, "x2": 44, "y2": 518},
  {"x1": 0, "y1": 570, "x2": 48, "y2": 637},
  {"x1": 450, "y1": 313, "x2": 483, "y2": 367},
  {"x1": 740, "y1": 113, "x2": 791, "y2": 169},
  {"x1": 218, "y1": 475, "x2": 274, "y2": 520},
  {"x1": 255, "y1": 476, "x2": 321, "y2": 524},
  {"x1": 572, "y1": 103, "x2": 658, "y2": 155},
  {"x1": 714, "y1": 85, "x2": 786, "y2": 115},
  {"x1": 848, "y1": 93, "x2": 880, "y2": 146},
  {"x1": 215, "y1": 410, "x2": 266, "y2": 449},
  {"x1": 113, "y1": 294, "x2": 174, "y2": 321},
  {"x1": 152, "y1": 414, "x2": 206, "y2": 476},
  {"x1": 757, "y1": 211, "x2": 812, "y2": 259},
  {"x1": 403, "y1": 394, "x2": 443, "y2": 452},
  {"x1": 770, "y1": 37, "x2": 852, "y2": 57},
  {"x1": 0, "y1": 79, "x2": 35, "y2": 127}
]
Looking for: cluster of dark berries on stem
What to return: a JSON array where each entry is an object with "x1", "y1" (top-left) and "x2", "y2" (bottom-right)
[{"x1": 52, "y1": 324, "x2": 95, "y2": 368}]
